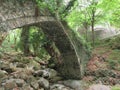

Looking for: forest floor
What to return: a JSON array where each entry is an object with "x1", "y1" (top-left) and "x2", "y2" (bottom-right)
[{"x1": 83, "y1": 43, "x2": 120, "y2": 90}]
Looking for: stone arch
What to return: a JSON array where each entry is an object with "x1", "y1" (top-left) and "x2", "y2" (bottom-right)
[
  {"x1": 0, "y1": 0, "x2": 90, "y2": 79},
  {"x1": 38, "y1": 21, "x2": 81, "y2": 79}
]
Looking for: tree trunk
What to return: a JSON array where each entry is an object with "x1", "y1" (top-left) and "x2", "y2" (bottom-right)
[
  {"x1": 85, "y1": 27, "x2": 88, "y2": 41},
  {"x1": 83, "y1": 21, "x2": 89, "y2": 41},
  {"x1": 91, "y1": 9, "x2": 95, "y2": 48},
  {"x1": 20, "y1": 26, "x2": 30, "y2": 56}
]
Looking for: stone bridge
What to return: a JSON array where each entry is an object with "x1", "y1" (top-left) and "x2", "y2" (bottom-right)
[{"x1": 0, "y1": 0, "x2": 90, "y2": 79}]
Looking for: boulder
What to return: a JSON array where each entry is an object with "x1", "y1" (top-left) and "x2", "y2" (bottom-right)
[
  {"x1": 27, "y1": 60, "x2": 41, "y2": 71},
  {"x1": 59, "y1": 80, "x2": 85, "y2": 90},
  {"x1": 0, "y1": 70, "x2": 8, "y2": 78},
  {"x1": 38, "y1": 77, "x2": 49, "y2": 90},
  {"x1": 49, "y1": 76, "x2": 62, "y2": 83},
  {"x1": 30, "y1": 81, "x2": 39, "y2": 90},
  {"x1": 16, "y1": 62, "x2": 26, "y2": 68},
  {"x1": 33, "y1": 70, "x2": 43, "y2": 77},
  {"x1": 15, "y1": 79, "x2": 25, "y2": 87},
  {"x1": 42, "y1": 68, "x2": 58, "y2": 79},
  {"x1": 50, "y1": 84, "x2": 73, "y2": 90},
  {"x1": 25, "y1": 76, "x2": 37, "y2": 84},
  {"x1": 0, "y1": 62, "x2": 14, "y2": 73}
]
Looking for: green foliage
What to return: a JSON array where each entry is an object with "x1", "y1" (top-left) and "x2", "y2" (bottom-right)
[
  {"x1": 29, "y1": 26, "x2": 49, "y2": 58},
  {"x1": 2, "y1": 29, "x2": 21, "y2": 52},
  {"x1": 36, "y1": 0, "x2": 56, "y2": 11},
  {"x1": 36, "y1": 0, "x2": 64, "y2": 17},
  {"x1": 66, "y1": 0, "x2": 120, "y2": 46},
  {"x1": 111, "y1": 86, "x2": 120, "y2": 90},
  {"x1": 66, "y1": 0, "x2": 109, "y2": 47},
  {"x1": 66, "y1": 9, "x2": 89, "y2": 28},
  {"x1": 36, "y1": 0, "x2": 78, "y2": 20},
  {"x1": 2, "y1": 27, "x2": 50, "y2": 59},
  {"x1": 99, "y1": 0, "x2": 120, "y2": 27},
  {"x1": 66, "y1": 0, "x2": 114, "y2": 28},
  {"x1": 29, "y1": 27, "x2": 46, "y2": 50}
]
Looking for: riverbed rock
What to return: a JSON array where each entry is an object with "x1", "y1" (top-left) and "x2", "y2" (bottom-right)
[
  {"x1": 50, "y1": 76, "x2": 62, "y2": 83},
  {"x1": 15, "y1": 79, "x2": 25, "y2": 87},
  {"x1": 59, "y1": 80, "x2": 85, "y2": 90},
  {"x1": 50, "y1": 84, "x2": 73, "y2": 90},
  {"x1": 25, "y1": 75, "x2": 36, "y2": 84},
  {"x1": 42, "y1": 68, "x2": 58, "y2": 79},
  {"x1": 38, "y1": 77, "x2": 49, "y2": 90},
  {"x1": 30, "y1": 81, "x2": 39, "y2": 90},
  {"x1": 33, "y1": 70, "x2": 43, "y2": 77},
  {"x1": 3, "y1": 79, "x2": 17, "y2": 90},
  {"x1": 27, "y1": 60, "x2": 41, "y2": 70},
  {"x1": 22, "y1": 84, "x2": 34, "y2": 90},
  {"x1": 16, "y1": 62, "x2": 26, "y2": 68},
  {"x1": 0, "y1": 70, "x2": 8, "y2": 78},
  {"x1": 0, "y1": 62, "x2": 15, "y2": 73}
]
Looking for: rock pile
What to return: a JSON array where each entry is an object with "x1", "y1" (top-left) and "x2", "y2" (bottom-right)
[{"x1": 0, "y1": 54, "x2": 84, "y2": 90}]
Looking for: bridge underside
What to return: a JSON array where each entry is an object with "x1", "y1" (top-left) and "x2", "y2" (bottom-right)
[{"x1": 0, "y1": 0, "x2": 90, "y2": 79}]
